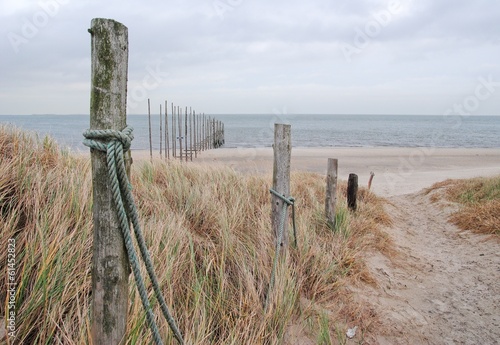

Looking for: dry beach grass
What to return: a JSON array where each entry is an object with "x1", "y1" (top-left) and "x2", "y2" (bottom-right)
[{"x1": 0, "y1": 126, "x2": 391, "y2": 344}]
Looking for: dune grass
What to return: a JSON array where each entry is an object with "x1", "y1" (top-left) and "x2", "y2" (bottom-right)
[
  {"x1": 428, "y1": 176, "x2": 500, "y2": 235},
  {"x1": 0, "y1": 125, "x2": 391, "y2": 344}
]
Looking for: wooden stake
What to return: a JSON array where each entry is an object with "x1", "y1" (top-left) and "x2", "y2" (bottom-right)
[
  {"x1": 347, "y1": 173, "x2": 358, "y2": 211},
  {"x1": 184, "y1": 107, "x2": 188, "y2": 162},
  {"x1": 193, "y1": 110, "x2": 197, "y2": 158},
  {"x1": 368, "y1": 171, "x2": 375, "y2": 190},
  {"x1": 148, "y1": 98, "x2": 152, "y2": 161},
  {"x1": 178, "y1": 106, "x2": 182, "y2": 162},
  {"x1": 159, "y1": 103, "x2": 162, "y2": 158},
  {"x1": 272, "y1": 123, "x2": 292, "y2": 246},
  {"x1": 89, "y1": 18, "x2": 130, "y2": 345},
  {"x1": 172, "y1": 103, "x2": 176, "y2": 158},
  {"x1": 189, "y1": 107, "x2": 193, "y2": 161},
  {"x1": 165, "y1": 100, "x2": 169, "y2": 160},
  {"x1": 325, "y1": 158, "x2": 338, "y2": 228}
]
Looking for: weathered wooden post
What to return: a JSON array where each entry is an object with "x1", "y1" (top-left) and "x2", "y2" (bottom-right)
[
  {"x1": 148, "y1": 98, "x2": 152, "y2": 161},
  {"x1": 368, "y1": 171, "x2": 375, "y2": 190},
  {"x1": 325, "y1": 158, "x2": 338, "y2": 228},
  {"x1": 193, "y1": 110, "x2": 197, "y2": 158},
  {"x1": 184, "y1": 107, "x2": 188, "y2": 161},
  {"x1": 165, "y1": 100, "x2": 169, "y2": 160},
  {"x1": 347, "y1": 173, "x2": 358, "y2": 211},
  {"x1": 272, "y1": 123, "x2": 292, "y2": 246},
  {"x1": 172, "y1": 103, "x2": 176, "y2": 158},
  {"x1": 189, "y1": 108, "x2": 193, "y2": 161},
  {"x1": 159, "y1": 103, "x2": 162, "y2": 158},
  {"x1": 178, "y1": 106, "x2": 183, "y2": 162},
  {"x1": 88, "y1": 18, "x2": 130, "y2": 345}
]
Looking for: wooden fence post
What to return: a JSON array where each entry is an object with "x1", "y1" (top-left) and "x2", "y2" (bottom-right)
[
  {"x1": 165, "y1": 100, "x2": 169, "y2": 160},
  {"x1": 172, "y1": 103, "x2": 176, "y2": 158},
  {"x1": 159, "y1": 103, "x2": 162, "y2": 158},
  {"x1": 272, "y1": 123, "x2": 292, "y2": 246},
  {"x1": 148, "y1": 98, "x2": 152, "y2": 161},
  {"x1": 178, "y1": 106, "x2": 182, "y2": 162},
  {"x1": 347, "y1": 173, "x2": 358, "y2": 211},
  {"x1": 368, "y1": 171, "x2": 375, "y2": 190},
  {"x1": 325, "y1": 158, "x2": 338, "y2": 228},
  {"x1": 89, "y1": 18, "x2": 130, "y2": 345}
]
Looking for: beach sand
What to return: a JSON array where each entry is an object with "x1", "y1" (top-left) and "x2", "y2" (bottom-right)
[{"x1": 129, "y1": 147, "x2": 500, "y2": 196}]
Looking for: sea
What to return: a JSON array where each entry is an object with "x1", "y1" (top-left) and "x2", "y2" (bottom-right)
[{"x1": 1, "y1": 114, "x2": 499, "y2": 151}]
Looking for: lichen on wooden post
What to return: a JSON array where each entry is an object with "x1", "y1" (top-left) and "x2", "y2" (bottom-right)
[
  {"x1": 272, "y1": 123, "x2": 292, "y2": 247},
  {"x1": 88, "y1": 18, "x2": 130, "y2": 345}
]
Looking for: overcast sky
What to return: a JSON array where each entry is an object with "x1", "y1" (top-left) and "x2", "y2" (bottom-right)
[{"x1": 1, "y1": 0, "x2": 499, "y2": 115}]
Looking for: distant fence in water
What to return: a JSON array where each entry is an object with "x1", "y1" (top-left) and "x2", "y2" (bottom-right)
[{"x1": 147, "y1": 99, "x2": 224, "y2": 162}]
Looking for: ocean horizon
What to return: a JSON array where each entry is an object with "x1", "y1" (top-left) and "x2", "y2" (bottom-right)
[{"x1": 1, "y1": 114, "x2": 499, "y2": 151}]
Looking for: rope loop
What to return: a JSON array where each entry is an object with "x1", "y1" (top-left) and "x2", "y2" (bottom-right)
[{"x1": 83, "y1": 126, "x2": 134, "y2": 152}]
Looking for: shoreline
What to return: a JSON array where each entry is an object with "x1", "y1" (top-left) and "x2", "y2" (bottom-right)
[{"x1": 78, "y1": 147, "x2": 500, "y2": 197}]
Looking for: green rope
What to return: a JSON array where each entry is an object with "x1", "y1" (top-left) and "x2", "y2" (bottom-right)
[
  {"x1": 83, "y1": 126, "x2": 184, "y2": 345},
  {"x1": 265, "y1": 189, "x2": 296, "y2": 311}
]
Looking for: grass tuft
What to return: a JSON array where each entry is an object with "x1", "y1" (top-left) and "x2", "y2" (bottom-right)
[{"x1": 426, "y1": 176, "x2": 500, "y2": 235}]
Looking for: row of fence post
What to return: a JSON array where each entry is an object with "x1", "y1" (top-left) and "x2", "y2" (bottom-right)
[
  {"x1": 148, "y1": 99, "x2": 224, "y2": 162},
  {"x1": 271, "y1": 124, "x2": 362, "y2": 240}
]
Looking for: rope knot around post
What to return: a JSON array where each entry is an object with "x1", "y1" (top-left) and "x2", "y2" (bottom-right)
[
  {"x1": 83, "y1": 125, "x2": 184, "y2": 345},
  {"x1": 83, "y1": 125, "x2": 134, "y2": 152}
]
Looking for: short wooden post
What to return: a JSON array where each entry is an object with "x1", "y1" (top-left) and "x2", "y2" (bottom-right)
[
  {"x1": 325, "y1": 158, "x2": 338, "y2": 228},
  {"x1": 347, "y1": 173, "x2": 358, "y2": 211},
  {"x1": 368, "y1": 171, "x2": 375, "y2": 190},
  {"x1": 272, "y1": 123, "x2": 292, "y2": 246},
  {"x1": 88, "y1": 18, "x2": 130, "y2": 345}
]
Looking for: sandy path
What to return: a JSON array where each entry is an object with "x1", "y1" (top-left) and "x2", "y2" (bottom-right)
[{"x1": 365, "y1": 190, "x2": 500, "y2": 345}]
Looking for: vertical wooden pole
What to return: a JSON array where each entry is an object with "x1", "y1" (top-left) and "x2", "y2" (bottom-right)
[
  {"x1": 189, "y1": 108, "x2": 193, "y2": 161},
  {"x1": 159, "y1": 103, "x2": 162, "y2": 158},
  {"x1": 272, "y1": 123, "x2": 292, "y2": 246},
  {"x1": 347, "y1": 173, "x2": 358, "y2": 211},
  {"x1": 184, "y1": 107, "x2": 188, "y2": 161},
  {"x1": 368, "y1": 171, "x2": 375, "y2": 190},
  {"x1": 172, "y1": 103, "x2": 176, "y2": 158},
  {"x1": 148, "y1": 98, "x2": 152, "y2": 161},
  {"x1": 193, "y1": 111, "x2": 197, "y2": 158},
  {"x1": 89, "y1": 18, "x2": 129, "y2": 345},
  {"x1": 202, "y1": 114, "x2": 206, "y2": 151},
  {"x1": 178, "y1": 106, "x2": 182, "y2": 162},
  {"x1": 165, "y1": 100, "x2": 169, "y2": 160},
  {"x1": 325, "y1": 158, "x2": 338, "y2": 228}
]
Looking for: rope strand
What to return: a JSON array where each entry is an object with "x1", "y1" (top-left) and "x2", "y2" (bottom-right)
[{"x1": 83, "y1": 126, "x2": 184, "y2": 345}]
